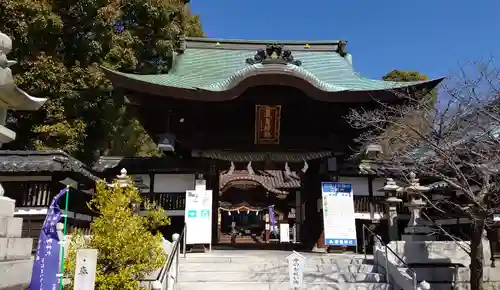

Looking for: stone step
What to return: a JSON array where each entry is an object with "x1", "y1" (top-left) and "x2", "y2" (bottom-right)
[
  {"x1": 181, "y1": 255, "x2": 372, "y2": 266},
  {"x1": 179, "y1": 271, "x2": 386, "y2": 283},
  {"x1": 402, "y1": 266, "x2": 500, "y2": 282},
  {"x1": 0, "y1": 237, "x2": 33, "y2": 261},
  {"x1": 0, "y1": 196, "x2": 15, "y2": 217},
  {"x1": 429, "y1": 282, "x2": 497, "y2": 290},
  {"x1": 180, "y1": 262, "x2": 377, "y2": 274},
  {"x1": 176, "y1": 282, "x2": 392, "y2": 290},
  {"x1": 0, "y1": 258, "x2": 33, "y2": 289},
  {"x1": 0, "y1": 216, "x2": 23, "y2": 238}
]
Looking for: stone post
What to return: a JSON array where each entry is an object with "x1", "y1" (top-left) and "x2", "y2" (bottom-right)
[
  {"x1": 381, "y1": 178, "x2": 402, "y2": 241},
  {"x1": 0, "y1": 31, "x2": 46, "y2": 290},
  {"x1": 402, "y1": 172, "x2": 434, "y2": 242}
]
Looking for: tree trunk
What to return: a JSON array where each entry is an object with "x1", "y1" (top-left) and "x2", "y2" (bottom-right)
[{"x1": 470, "y1": 218, "x2": 485, "y2": 290}]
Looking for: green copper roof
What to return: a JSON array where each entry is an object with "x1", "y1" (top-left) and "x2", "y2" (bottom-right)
[{"x1": 105, "y1": 38, "x2": 442, "y2": 93}]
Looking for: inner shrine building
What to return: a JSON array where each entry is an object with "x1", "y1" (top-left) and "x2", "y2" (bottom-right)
[{"x1": 102, "y1": 37, "x2": 442, "y2": 249}]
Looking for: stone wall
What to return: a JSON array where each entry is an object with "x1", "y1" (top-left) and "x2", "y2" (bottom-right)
[{"x1": 0, "y1": 196, "x2": 34, "y2": 289}]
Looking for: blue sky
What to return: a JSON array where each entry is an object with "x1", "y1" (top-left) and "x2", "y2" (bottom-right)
[{"x1": 191, "y1": 0, "x2": 499, "y2": 80}]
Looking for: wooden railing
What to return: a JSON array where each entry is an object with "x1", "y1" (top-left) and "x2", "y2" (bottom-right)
[
  {"x1": 2, "y1": 182, "x2": 94, "y2": 215},
  {"x1": 3, "y1": 182, "x2": 55, "y2": 208},
  {"x1": 142, "y1": 193, "x2": 410, "y2": 215},
  {"x1": 144, "y1": 192, "x2": 186, "y2": 211}
]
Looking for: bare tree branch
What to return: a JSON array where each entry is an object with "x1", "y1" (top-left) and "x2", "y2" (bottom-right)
[{"x1": 346, "y1": 58, "x2": 500, "y2": 290}]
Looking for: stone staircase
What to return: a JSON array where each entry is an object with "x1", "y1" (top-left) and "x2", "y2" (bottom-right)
[
  {"x1": 176, "y1": 250, "x2": 391, "y2": 290},
  {"x1": 218, "y1": 234, "x2": 265, "y2": 244}
]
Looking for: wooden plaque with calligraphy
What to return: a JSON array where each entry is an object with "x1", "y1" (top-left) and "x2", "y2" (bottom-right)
[{"x1": 254, "y1": 105, "x2": 281, "y2": 145}]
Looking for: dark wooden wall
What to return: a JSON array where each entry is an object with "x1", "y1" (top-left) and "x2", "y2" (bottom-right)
[{"x1": 130, "y1": 85, "x2": 370, "y2": 152}]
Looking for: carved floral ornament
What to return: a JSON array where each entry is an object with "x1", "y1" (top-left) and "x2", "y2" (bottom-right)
[{"x1": 245, "y1": 44, "x2": 302, "y2": 66}]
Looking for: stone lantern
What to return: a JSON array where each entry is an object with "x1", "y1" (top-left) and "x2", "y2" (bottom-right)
[
  {"x1": 115, "y1": 168, "x2": 129, "y2": 188},
  {"x1": 0, "y1": 31, "x2": 47, "y2": 289},
  {"x1": 108, "y1": 168, "x2": 141, "y2": 214},
  {"x1": 402, "y1": 172, "x2": 434, "y2": 241},
  {"x1": 379, "y1": 178, "x2": 402, "y2": 241}
]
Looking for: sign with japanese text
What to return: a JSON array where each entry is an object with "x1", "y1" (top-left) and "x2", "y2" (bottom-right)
[
  {"x1": 321, "y1": 182, "x2": 357, "y2": 246},
  {"x1": 73, "y1": 249, "x2": 98, "y2": 290},
  {"x1": 286, "y1": 251, "x2": 306, "y2": 288},
  {"x1": 185, "y1": 188, "x2": 213, "y2": 244},
  {"x1": 28, "y1": 188, "x2": 67, "y2": 290},
  {"x1": 255, "y1": 105, "x2": 281, "y2": 145},
  {"x1": 280, "y1": 223, "x2": 290, "y2": 243}
]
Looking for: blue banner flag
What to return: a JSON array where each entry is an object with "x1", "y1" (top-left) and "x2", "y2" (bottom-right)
[
  {"x1": 268, "y1": 205, "x2": 276, "y2": 231},
  {"x1": 28, "y1": 188, "x2": 67, "y2": 290}
]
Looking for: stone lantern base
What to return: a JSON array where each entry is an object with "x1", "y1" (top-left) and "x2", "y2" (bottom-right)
[
  {"x1": 402, "y1": 225, "x2": 436, "y2": 242},
  {"x1": 0, "y1": 194, "x2": 34, "y2": 290}
]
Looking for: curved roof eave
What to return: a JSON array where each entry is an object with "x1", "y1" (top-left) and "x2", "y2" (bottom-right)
[
  {"x1": 220, "y1": 175, "x2": 289, "y2": 195},
  {"x1": 102, "y1": 66, "x2": 444, "y2": 103},
  {"x1": 0, "y1": 80, "x2": 47, "y2": 111}
]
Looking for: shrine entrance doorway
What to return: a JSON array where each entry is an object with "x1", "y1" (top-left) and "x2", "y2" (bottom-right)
[{"x1": 217, "y1": 164, "x2": 301, "y2": 245}]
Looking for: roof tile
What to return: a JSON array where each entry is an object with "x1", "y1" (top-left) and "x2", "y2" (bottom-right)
[{"x1": 106, "y1": 38, "x2": 441, "y2": 93}]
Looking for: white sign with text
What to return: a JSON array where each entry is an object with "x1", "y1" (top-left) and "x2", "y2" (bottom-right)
[
  {"x1": 321, "y1": 182, "x2": 357, "y2": 247},
  {"x1": 185, "y1": 188, "x2": 213, "y2": 244},
  {"x1": 280, "y1": 223, "x2": 290, "y2": 243},
  {"x1": 73, "y1": 249, "x2": 98, "y2": 290},
  {"x1": 287, "y1": 251, "x2": 306, "y2": 288}
]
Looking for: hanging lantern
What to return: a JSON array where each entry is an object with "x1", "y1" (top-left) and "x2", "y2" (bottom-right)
[{"x1": 228, "y1": 211, "x2": 231, "y2": 216}]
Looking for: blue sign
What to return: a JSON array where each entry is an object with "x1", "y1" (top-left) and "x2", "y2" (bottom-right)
[
  {"x1": 28, "y1": 188, "x2": 67, "y2": 290},
  {"x1": 187, "y1": 210, "x2": 197, "y2": 218},
  {"x1": 321, "y1": 182, "x2": 353, "y2": 197},
  {"x1": 325, "y1": 239, "x2": 357, "y2": 246},
  {"x1": 200, "y1": 209, "x2": 210, "y2": 218}
]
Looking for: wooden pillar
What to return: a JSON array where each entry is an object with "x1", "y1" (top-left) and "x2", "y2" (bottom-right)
[
  {"x1": 368, "y1": 176, "x2": 375, "y2": 220},
  {"x1": 148, "y1": 173, "x2": 155, "y2": 207},
  {"x1": 206, "y1": 162, "x2": 220, "y2": 245},
  {"x1": 301, "y1": 160, "x2": 323, "y2": 250}
]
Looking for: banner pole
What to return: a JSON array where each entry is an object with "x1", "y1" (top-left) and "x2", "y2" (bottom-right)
[{"x1": 58, "y1": 185, "x2": 70, "y2": 290}]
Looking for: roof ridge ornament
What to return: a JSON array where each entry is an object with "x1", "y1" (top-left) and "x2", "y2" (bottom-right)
[
  {"x1": 301, "y1": 160, "x2": 309, "y2": 173},
  {"x1": 247, "y1": 161, "x2": 255, "y2": 175},
  {"x1": 245, "y1": 43, "x2": 302, "y2": 66},
  {"x1": 228, "y1": 161, "x2": 235, "y2": 175}
]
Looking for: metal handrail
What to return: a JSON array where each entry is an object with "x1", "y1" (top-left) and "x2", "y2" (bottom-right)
[
  {"x1": 160, "y1": 224, "x2": 186, "y2": 285},
  {"x1": 144, "y1": 223, "x2": 186, "y2": 289},
  {"x1": 362, "y1": 224, "x2": 418, "y2": 290}
]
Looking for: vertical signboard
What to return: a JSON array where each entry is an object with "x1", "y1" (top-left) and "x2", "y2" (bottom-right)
[
  {"x1": 280, "y1": 223, "x2": 290, "y2": 243},
  {"x1": 254, "y1": 105, "x2": 281, "y2": 145},
  {"x1": 185, "y1": 188, "x2": 213, "y2": 244},
  {"x1": 286, "y1": 251, "x2": 306, "y2": 289},
  {"x1": 321, "y1": 182, "x2": 357, "y2": 246},
  {"x1": 73, "y1": 249, "x2": 98, "y2": 290}
]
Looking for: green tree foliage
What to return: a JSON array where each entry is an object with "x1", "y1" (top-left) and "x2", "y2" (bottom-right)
[
  {"x1": 64, "y1": 180, "x2": 170, "y2": 289},
  {"x1": 0, "y1": 0, "x2": 204, "y2": 162},
  {"x1": 382, "y1": 69, "x2": 438, "y2": 103},
  {"x1": 382, "y1": 69, "x2": 429, "y2": 82}
]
